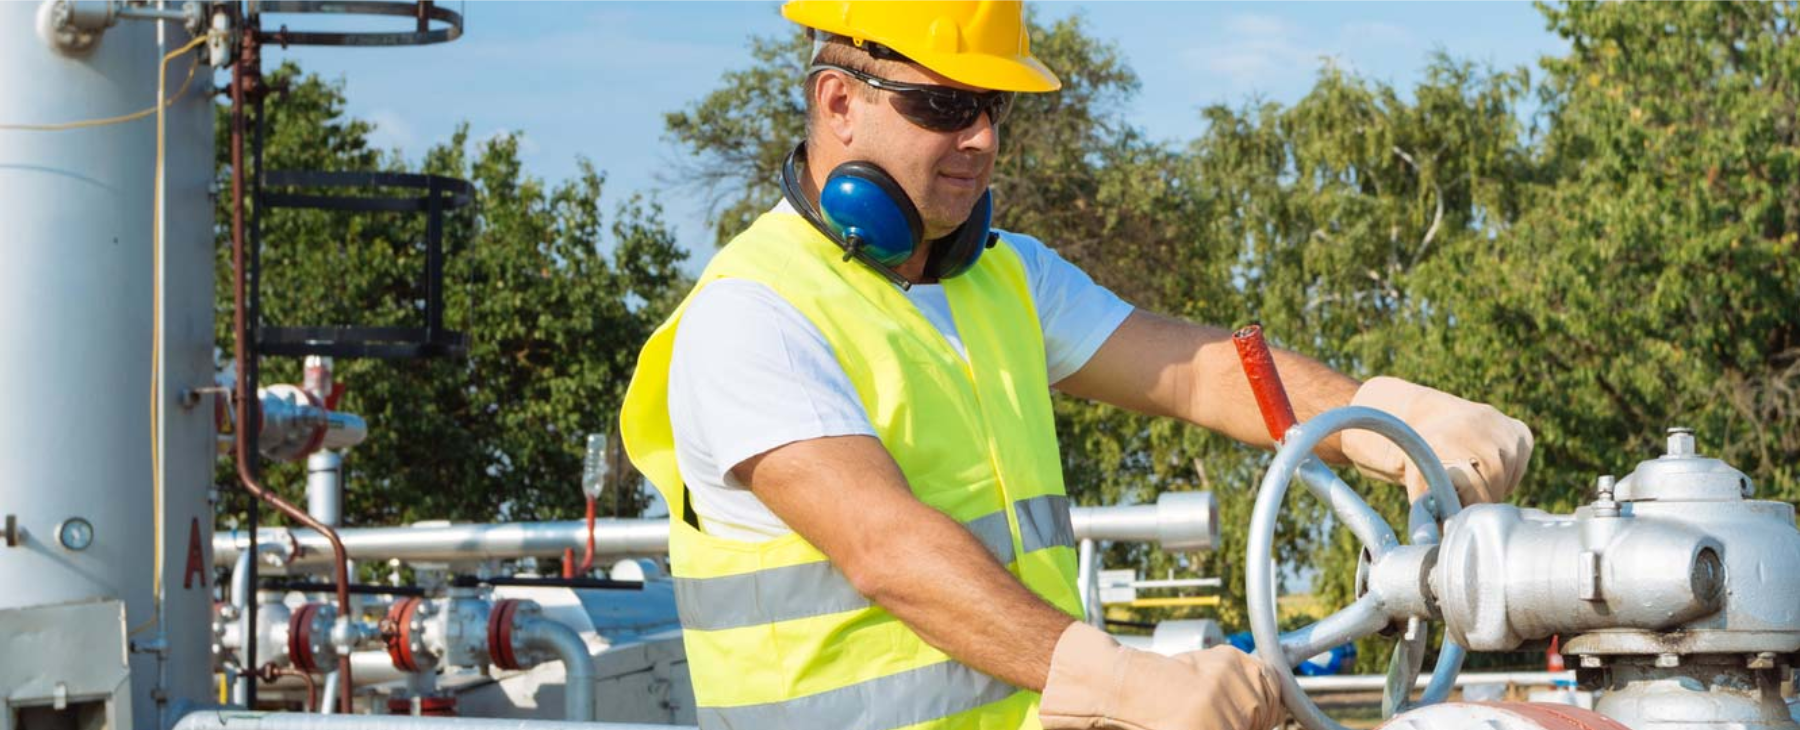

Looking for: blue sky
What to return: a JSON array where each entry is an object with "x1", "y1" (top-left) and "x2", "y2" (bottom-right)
[{"x1": 266, "y1": 2, "x2": 1567, "y2": 272}]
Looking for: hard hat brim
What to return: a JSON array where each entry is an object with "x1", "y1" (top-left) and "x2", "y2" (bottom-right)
[{"x1": 907, "y1": 50, "x2": 1061, "y2": 93}]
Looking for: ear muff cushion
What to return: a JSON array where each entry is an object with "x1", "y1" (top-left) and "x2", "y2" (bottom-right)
[
  {"x1": 926, "y1": 189, "x2": 995, "y2": 280},
  {"x1": 819, "y1": 161, "x2": 923, "y2": 268}
]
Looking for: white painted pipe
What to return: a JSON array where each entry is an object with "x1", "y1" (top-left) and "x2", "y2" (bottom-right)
[
  {"x1": 1071, "y1": 491, "x2": 1218, "y2": 551},
  {"x1": 512, "y1": 617, "x2": 595, "y2": 723},
  {"x1": 175, "y1": 711, "x2": 691, "y2": 730},
  {"x1": 1295, "y1": 671, "x2": 1575, "y2": 693},
  {"x1": 214, "y1": 494, "x2": 1220, "y2": 568},
  {"x1": 214, "y1": 520, "x2": 668, "y2": 568},
  {"x1": 256, "y1": 652, "x2": 409, "y2": 692}
]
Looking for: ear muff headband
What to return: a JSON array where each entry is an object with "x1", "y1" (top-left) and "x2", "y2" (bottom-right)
[{"x1": 925, "y1": 190, "x2": 998, "y2": 281}]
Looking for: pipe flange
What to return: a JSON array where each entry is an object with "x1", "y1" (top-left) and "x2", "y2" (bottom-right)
[
  {"x1": 287, "y1": 602, "x2": 335, "y2": 674},
  {"x1": 382, "y1": 597, "x2": 430, "y2": 672},
  {"x1": 486, "y1": 599, "x2": 524, "y2": 670}
]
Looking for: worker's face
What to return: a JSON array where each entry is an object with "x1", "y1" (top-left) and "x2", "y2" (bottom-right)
[{"x1": 842, "y1": 63, "x2": 1001, "y2": 240}]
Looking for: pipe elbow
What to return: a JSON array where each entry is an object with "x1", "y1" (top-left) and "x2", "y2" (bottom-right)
[{"x1": 512, "y1": 615, "x2": 595, "y2": 722}]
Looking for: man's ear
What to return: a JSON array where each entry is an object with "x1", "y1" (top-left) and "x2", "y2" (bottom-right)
[{"x1": 813, "y1": 72, "x2": 857, "y2": 146}]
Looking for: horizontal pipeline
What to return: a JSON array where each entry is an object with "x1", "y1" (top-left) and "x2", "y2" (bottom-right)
[
  {"x1": 1295, "y1": 671, "x2": 1576, "y2": 693},
  {"x1": 215, "y1": 492, "x2": 1217, "y2": 567}
]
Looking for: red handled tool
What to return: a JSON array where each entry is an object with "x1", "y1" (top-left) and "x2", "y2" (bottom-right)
[{"x1": 1232, "y1": 324, "x2": 1298, "y2": 443}]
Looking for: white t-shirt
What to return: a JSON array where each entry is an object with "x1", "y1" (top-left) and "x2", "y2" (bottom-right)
[{"x1": 668, "y1": 203, "x2": 1134, "y2": 541}]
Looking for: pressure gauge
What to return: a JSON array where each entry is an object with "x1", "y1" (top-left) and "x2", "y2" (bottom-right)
[{"x1": 56, "y1": 517, "x2": 94, "y2": 551}]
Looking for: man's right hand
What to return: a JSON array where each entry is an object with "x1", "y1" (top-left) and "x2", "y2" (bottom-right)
[{"x1": 1039, "y1": 622, "x2": 1286, "y2": 730}]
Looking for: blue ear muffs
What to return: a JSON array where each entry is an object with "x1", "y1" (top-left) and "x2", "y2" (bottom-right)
[
  {"x1": 818, "y1": 160, "x2": 924, "y2": 269},
  {"x1": 782, "y1": 143, "x2": 999, "y2": 289}
]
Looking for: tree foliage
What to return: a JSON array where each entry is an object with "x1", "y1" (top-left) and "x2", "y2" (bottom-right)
[{"x1": 214, "y1": 63, "x2": 687, "y2": 531}]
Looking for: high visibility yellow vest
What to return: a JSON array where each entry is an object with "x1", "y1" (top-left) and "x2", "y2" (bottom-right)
[{"x1": 621, "y1": 212, "x2": 1082, "y2": 730}]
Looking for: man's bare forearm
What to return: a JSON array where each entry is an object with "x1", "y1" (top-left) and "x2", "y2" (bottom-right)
[
  {"x1": 737, "y1": 435, "x2": 1078, "y2": 691},
  {"x1": 1057, "y1": 310, "x2": 1361, "y2": 461}
]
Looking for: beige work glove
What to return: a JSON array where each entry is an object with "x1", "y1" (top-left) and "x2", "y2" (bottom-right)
[
  {"x1": 1341, "y1": 376, "x2": 1534, "y2": 506},
  {"x1": 1040, "y1": 622, "x2": 1285, "y2": 730}
]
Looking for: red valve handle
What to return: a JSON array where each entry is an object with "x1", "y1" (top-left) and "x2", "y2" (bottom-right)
[{"x1": 1232, "y1": 324, "x2": 1299, "y2": 443}]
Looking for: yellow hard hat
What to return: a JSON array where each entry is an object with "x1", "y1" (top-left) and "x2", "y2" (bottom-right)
[{"x1": 782, "y1": 0, "x2": 1061, "y2": 93}]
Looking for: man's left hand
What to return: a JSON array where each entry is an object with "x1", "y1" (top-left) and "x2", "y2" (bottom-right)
[{"x1": 1341, "y1": 376, "x2": 1534, "y2": 506}]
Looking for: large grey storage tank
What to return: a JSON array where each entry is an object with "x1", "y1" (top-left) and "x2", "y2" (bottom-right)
[{"x1": 0, "y1": 5, "x2": 216, "y2": 729}]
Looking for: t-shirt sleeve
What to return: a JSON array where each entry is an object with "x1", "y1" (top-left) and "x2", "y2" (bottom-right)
[
  {"x1": 999, "y1": 231, "x2": 1136, "y2": 385},
  {"x1": 667, "y1": 279, "x2": 876, "y2": 488}
]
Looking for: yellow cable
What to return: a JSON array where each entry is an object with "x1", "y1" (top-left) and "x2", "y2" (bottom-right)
[
  {"x1": 1118, "y1": 596, "x2": 1223, "y2": 609},
  {"x1": 0, "y1": 46, "x2": 202, "y2": 132},
  {"x1": 133, "y1": 32, "x2": 210, "y2": 638}
]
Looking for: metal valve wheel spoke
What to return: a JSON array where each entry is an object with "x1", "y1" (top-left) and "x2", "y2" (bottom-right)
[
  {"x1": 1247, "y1": 406, "x2": 1465, "y2": 730},
  {"x1": 1276, "y1": 593, "x2": 1390, "y2": 667}
]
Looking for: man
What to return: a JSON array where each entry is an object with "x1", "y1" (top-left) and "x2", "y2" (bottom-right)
[{"x1": 620, "y1": 2, "x2": 1533, "y2": 728}]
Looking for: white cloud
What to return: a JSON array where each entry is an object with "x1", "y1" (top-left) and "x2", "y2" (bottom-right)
[
  {"x1": 1338, "y1": 20, "x2": 1416, "y2": 50},
  {"x1": 1223, "y1": 13, "x2": 1297, "y2": 40},
  {"x1": 454, "y1": 5, "x2": 741, "y2": 71},
  {"x1": 1182, "y1": 13, "x2": 1323, "y2": 91},
  {"x1": 366, "y1": 108, "x2": 419, "y2": 153}
]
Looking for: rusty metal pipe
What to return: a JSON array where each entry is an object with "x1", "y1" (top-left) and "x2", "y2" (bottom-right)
[
  {"x1": 257, "y1": 663, "x2": 319, "y2": 713},
  {"x1": 232, "y1": 23, "x2": 355, "y2": 714}
]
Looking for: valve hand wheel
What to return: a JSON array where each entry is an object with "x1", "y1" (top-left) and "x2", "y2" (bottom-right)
[{"x1": 1246, "y1": 406, "x2": 1467, "y2": 730}]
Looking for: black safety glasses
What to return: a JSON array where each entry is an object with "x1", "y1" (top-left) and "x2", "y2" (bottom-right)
[{"x1": 810, "y1": 63, "x2": 1015, "y2": 133}]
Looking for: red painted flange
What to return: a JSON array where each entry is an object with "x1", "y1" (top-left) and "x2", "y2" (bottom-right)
[
  {"x1": 287, "y1": 603, "x2": 324, "y2": 674},
  {"x1": 486, "y1": 598, "x2": 524, "y2": 670},
  {"x1": 382, "y1": 597, "x2": 425, "y2": 672}
]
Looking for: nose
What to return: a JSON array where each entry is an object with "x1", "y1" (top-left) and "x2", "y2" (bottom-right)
[{"x1": 958, "y1": 111, "x2": 999, "y2": 153}]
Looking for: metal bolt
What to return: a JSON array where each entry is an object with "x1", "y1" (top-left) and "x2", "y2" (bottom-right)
[
  {"x1": 1666, "y1": 427, "x2": 1697, "y2": 457},
  {"x1": 1655, "y1": 653, "x2": 1681, "y2": 668}
]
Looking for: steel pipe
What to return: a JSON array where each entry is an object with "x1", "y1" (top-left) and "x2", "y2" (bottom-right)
[
  {"x1": 305, "y1": 451, "x2": 343, "y2": 528},
  {"x1": 218, "y1": 495, "x2": 1221, "y2": 568},
  {"x1": 175, "y1": 711, "x2": 692, "y2": 730},
  {"x1": 214, "y1": 520, "x2": 669, "y2": 567},
  {"x1": 512, "y1": 616, "x2": 595, "y2": 722},
  {"x1": 252, "y1": 652, "x2": 413, "y2": 693},
  {"x1": 1071, "y1": 491, "x2": 1217, "y2": 552},
  {"x1": 1295, "y1": 671, "x2": 1575, "y2": 693}
]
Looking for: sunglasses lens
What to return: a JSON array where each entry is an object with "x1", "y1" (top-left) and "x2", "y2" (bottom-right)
[
  {"x1": 988, "y1": 93, "x2": 1014, "y2": 127},
  {"x1": 891, "y1": 89, "x2": 1013, "y2": 132}
]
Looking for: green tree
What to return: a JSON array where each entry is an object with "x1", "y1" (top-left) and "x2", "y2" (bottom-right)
[
  {"x1": 1460, "y1": 1, "x2": 1800, "y2": 505},
  {"x1": 215, "y1": 63, "x2": 687, "y2": 531}
]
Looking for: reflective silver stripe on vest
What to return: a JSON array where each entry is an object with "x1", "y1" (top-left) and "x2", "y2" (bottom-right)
[
  {"x1": 675, "y1": 559, "x2": 871, "y2": 631},
  {"x1": 676, "y1": 495, "x2": 1072, "y2": 631},
  {"x1": 964, "y1": 509, "x2": 1015, "y2": 563},
  {"x1": 1016, "y1": 494, "x2": 1076, "y2": 553},
  {"x1": 697, "y1": 659, "x2": 1020, "y2": 730}
]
